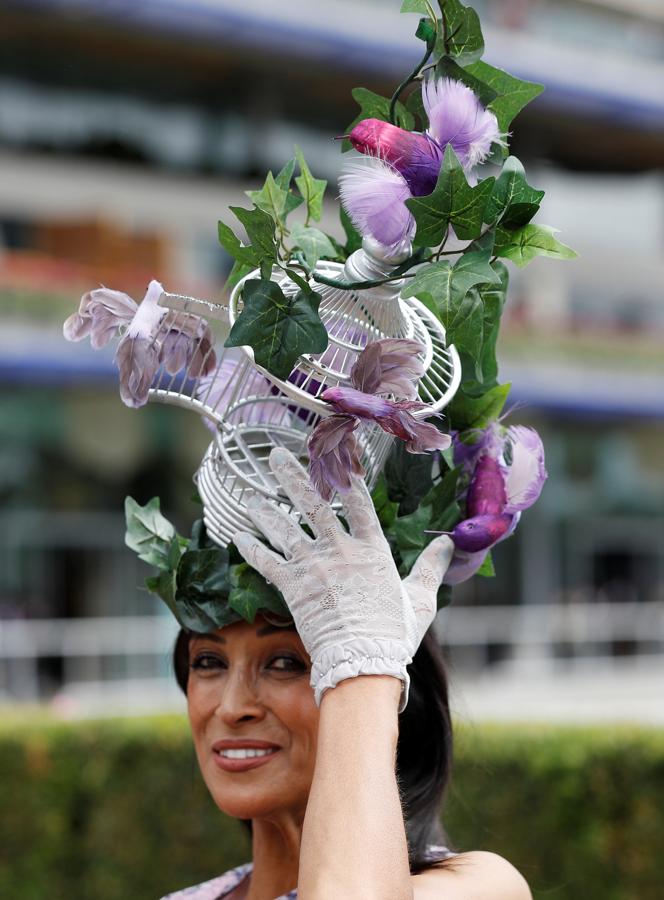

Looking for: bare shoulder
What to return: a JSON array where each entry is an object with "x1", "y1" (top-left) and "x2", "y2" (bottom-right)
[{"x1": 412, "y1": 850, "x2": 533, "y2": 900}]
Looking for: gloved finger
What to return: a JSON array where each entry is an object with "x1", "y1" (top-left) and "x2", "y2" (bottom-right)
[
  {"x1": 233, "y1": 531, "x2": 287, "y2": 591},
  {"x1": 403, "y1": 536, "x2": 454, "y2": 632},
  {"x1": 269, "y1": 447, "x2": 342, "y2": 539},
  {"x1": 340, "y1": 476, "x2": 381, "y2": 541},
  {"x1": 245, "y1": 495, "x2": 313, "y2": 559}
]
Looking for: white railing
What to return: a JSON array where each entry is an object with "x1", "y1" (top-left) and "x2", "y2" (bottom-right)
[{"x1": 1, "y1": 603, "x2": 662, "y2": 708}]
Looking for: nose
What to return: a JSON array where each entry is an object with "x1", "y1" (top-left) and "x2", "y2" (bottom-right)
[{"x1": 214, "y1": 666, "x2": 266, "y2": 727}]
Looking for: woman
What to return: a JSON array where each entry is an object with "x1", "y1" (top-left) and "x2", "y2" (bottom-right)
[{"x1": 162, "y1": 448, "x2": 532, "y2": 900}]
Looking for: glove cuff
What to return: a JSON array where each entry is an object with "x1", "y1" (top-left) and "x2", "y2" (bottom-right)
[{"x1": 311, "y1": 639, "x2": 412, "y2": 712}]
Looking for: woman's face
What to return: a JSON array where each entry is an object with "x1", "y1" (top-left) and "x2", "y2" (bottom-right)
[{"x1": 186, "y1": 616, "x2": 319, "y2": 823}]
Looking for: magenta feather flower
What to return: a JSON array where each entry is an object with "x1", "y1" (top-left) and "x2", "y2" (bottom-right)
[
  {"x1": 348, "y1": 118, "x2": 442, "y2": 197},
  {"x1": 342, "y1": 76, "x2": 502, "y2": 249}
]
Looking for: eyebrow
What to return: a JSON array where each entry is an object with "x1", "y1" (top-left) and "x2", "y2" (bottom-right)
[{"x1": 190, "y1": 623, "x2": 297, "y2": 645}]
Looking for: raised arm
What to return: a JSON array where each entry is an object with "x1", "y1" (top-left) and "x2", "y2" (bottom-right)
[{"x1": 234, "y1": 447, "x2": 453, "y2": 899}]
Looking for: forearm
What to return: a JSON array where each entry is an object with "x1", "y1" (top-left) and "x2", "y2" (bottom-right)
[{"x1": 298, "y1": 676, "x2": 412, "y2": 900}]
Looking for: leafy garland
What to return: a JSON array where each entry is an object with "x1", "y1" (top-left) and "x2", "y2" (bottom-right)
[{"x1": 127, "y1": 0, "x2": 575, "y2": 630}]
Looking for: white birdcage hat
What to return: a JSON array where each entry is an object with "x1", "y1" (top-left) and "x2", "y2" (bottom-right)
[{"x1": 149, "y1": 238, "x2": 461, "y2": 546}]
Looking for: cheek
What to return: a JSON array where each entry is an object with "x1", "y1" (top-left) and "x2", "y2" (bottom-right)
[
  {"x1": 186, "y1": 682, "x2": 217, "y2": 749},
  {"x1": 272, "y1": 682, "x2": 320, "y2": 758}
]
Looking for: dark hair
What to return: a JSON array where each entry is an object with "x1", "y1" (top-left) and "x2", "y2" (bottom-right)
[{"x1": 173, "y1": 625, "x2": 455, "y2": 875}]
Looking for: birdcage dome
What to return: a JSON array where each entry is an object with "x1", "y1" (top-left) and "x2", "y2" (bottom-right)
[{"x1": 148, "y1": 239, "x2": 460, "y2": 545}]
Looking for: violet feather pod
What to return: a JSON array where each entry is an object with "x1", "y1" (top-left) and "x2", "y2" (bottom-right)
[{"x1": 159, "y1": 311, "x2": 217, "y2": 378}]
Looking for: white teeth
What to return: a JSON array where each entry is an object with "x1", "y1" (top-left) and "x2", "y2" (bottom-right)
[{"x1": 219, "y1": 747, "x2": 276, "y2": 759}]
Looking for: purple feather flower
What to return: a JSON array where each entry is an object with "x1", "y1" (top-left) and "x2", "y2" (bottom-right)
[
  {"x1": 64, "y1": 279, "x2": 217, "y2": 409},
  {"x1": 341, "y1": 76, "x2": 502, "y2": 249},
  {"x1": 63, "y1": 287, "x2": 137, "y2": 348},
  {"x1": 307, "y1": 338, "x2": 449, "y2": 497}
]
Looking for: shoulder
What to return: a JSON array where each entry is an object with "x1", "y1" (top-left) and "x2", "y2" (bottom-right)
[
  {"x1": 159, "y1": 863, "x2": 252, "y2": 900},
  {"x1": 412, "y1": 850, "x2": 532, "y2": 900}
]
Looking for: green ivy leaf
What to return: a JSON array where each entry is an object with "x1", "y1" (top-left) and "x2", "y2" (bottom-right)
[
  {"x1": 124, "y1": 496, "x2": 177, "y2": 570},
  {"x1": 394, "y1": 504, "x2": 433, "y2": 572},
  {"x1": 425, "y1": 467, "x2": 462, "y2": 533},
  {"x1": 343, "y1": 88, "x2": 414, "y2": 151},
  {"x1": 224, "y1": 259, "x2": 255, "y2": 293},
  {"x1": 448, "y1": 382, "x2": 511, "y2": 431},
  {"x1": 171, "y1": 546, "x2": 238, "y2": 631},
  {"x1": 406, "y1": 145, "x2": 495, "y2": 245},
  {"x1": 401, "y1": 0, "x2": 432, "y2": 13},
  {"x1": 477, "y1": 551, "x2": 495, "y2": 577},
  {"x1": 474, "y1": 261, "x2": 509, "y2": 387},
  {"x1": 486, "y1": 156, "x2": 545, "y2": 228},
  {"x1": 225, "y1": 278, "x2": 328, "y2": 380},
  {"x1": 402, "y1": 249, "x2": 500, "y2": 362},
  {"x1": 294, "y1": 146, "x2": 327, "y2": 222},
  {"x1": 176, "y1": 547, "x2": 231, "y2": 599},
  {"x1": 435, "y1": 56, "x2": 498, "y2": 108},
  {"x1": 436, "y1": 0, "x2": 485, "y2": 66},
  {"x1": 495, "y1": 224, "x2": 577, "y2": 268},
  {"x1": 228, "y1": 562, "x2": 290, "y2": 622},
  {"x1": 465, "y1": 61, "x2": 544, "y2": 134},
  {"x1": 402, "y1": 249, "x2": 500, "y2": 308},
  {"x1": 144, "y1": 570, "x2": 178, "y2": 618},
  {"x1": 218, "y1": 220, "x2": 263, "y2": 267},
  {"x1": 246, "y1": 172, "x2": 292, "y2": 223},
  {"x1": 384, "y1": 441, "x2": 435, "y2": 515},
  {"x1": 175, "y1": 596, "x2": 240, "y2": 633},
  {"x1": 230, "y1": 205, "x2": 279, "y2": 263},
  {"x1": 290, "y1": 223, "x2": 338, "y2": 270},
  {"x1": 371, "y1": 475, "x2": 400, "y2": 529}
]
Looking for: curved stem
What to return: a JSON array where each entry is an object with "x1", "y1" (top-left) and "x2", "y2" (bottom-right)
[
  {"x1": 311, "y1": 250, "x2": 427, "y2": 291},
  {"x1": 388, "y1": 35, "x2": 436, "y2": 126}
]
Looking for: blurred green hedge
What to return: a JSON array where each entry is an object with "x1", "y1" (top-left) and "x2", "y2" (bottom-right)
[{"x1": 0, "y1": 715, "x2": 661, "y2": 900}]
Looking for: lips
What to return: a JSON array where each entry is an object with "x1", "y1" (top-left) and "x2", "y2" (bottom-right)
[{"x1": 212, "y1": 738, "x2": 282, "y2": 773}]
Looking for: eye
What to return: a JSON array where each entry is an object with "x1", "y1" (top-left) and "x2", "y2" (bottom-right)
[
  {"x1": 266, "y1": 654, "x2": 307, "y2": 673},
  {"x1": 190, "y1": 652, "x2": 225, "y2": 673}
]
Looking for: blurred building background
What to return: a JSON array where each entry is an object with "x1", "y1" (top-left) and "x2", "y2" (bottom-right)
[{"x1": 0, "y1": 0, "x2": 662, "y2": 722}]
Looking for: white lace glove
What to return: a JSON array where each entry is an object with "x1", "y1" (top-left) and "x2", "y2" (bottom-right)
[{"x1": 233, "y1": 448, "x2": 454, "y2": 711}]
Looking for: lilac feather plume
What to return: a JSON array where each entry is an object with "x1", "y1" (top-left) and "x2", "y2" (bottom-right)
[
  {"x1": 338, "y1": 157, "x2": 415, "y2": 251},
  {"x1": 422, "y1": 76, "x2": 503, "y2": 170}
]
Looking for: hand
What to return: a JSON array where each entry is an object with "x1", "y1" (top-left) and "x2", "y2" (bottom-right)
[{"x1": 233, "y1": 448, "x2": 453, "y2": 710}]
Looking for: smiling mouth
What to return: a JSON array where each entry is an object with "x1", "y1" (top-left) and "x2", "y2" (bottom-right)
[{"x1": 217, "y1": 747, "x2": 278, "y2": 760}]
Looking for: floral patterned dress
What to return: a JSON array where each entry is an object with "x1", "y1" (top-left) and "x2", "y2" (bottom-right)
[{"x1": 160, "y1": 846, "x2": 454, "y2": 899}]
